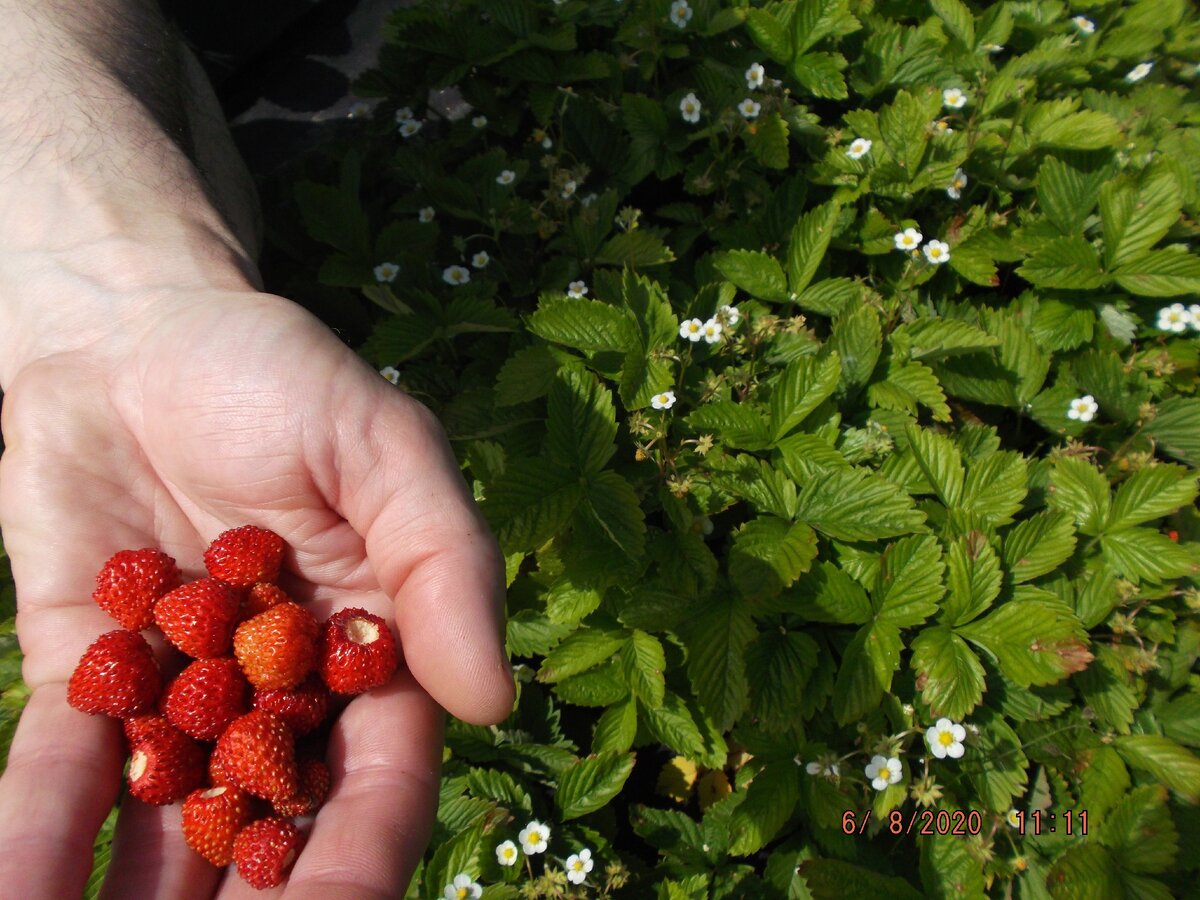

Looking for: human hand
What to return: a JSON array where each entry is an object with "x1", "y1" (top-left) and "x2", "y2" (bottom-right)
[{"x1": 0, "y1": 289, "x2": 515, "y2": 898}]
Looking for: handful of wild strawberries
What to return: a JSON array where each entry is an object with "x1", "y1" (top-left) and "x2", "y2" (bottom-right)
[{"x1": 66, "y1": 525, "x2": 399, "y2": 890}]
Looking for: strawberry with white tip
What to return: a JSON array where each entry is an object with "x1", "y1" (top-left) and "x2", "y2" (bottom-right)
[{"x1": 317, "y1": 608, "x2": 399, "y2": 694}]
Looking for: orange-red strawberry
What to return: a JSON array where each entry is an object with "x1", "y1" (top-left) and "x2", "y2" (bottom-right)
[
  {"x1": 127, "y1": 724, "x2": 206, "y2": 805},
  {"x1": 163, "y1": 658, "x2": 249, "y2": 741},
  {"x1": 92, "y1": 548, "x2": 181, "y2": 631},
  {"x1": 212, "y1": 710, "x2": 298, "y2": 802},
  {"x1": 234, "y1": 816, "x2": 306, "y2": 889},
  {"x1": 234, "y1": 602, "x2": 319, "y2": 690},
  {"x1": 182, "y1": 785, "x2": 253, "y2": 866},
  {"x1": 204, "y1": 525, "x2": 286, "y2": 588},
  {"x1": 252, "y1": 673, "x2": 330, "y2": 736},
  {"x1": 241, "y1": 583, "x2": 291, "y2": 621},
  {"x1": 155, "y1": 578, "x2": 241, "y2": 658},
  {"x1": 67, "y1": 630, "x2": 162, "y2": 717},
  {"x1": 273, "y1": 758, "x2": 331, "y2": 817},
  {"x1": 317, "y1": 608, "x2": 398, "y2": 695}
]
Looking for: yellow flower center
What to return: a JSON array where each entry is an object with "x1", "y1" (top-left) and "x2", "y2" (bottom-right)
[
  {"x1": 930, "y1": 247, "x2": 942, "y2": 258},
  {"x1": 938, "y1": 731, "x2": 955, "y2": 746},
  {"x1": 457, "y1": 889, "x2": 470, "y2": 900}
]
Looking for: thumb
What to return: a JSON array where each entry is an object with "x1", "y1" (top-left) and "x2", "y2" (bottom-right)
[{"x1": 323, "y1": 382, "x2": 515, "y2": 725}]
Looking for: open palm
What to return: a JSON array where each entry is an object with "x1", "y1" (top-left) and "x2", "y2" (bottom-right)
[{"x1": 0, "y1": 291, "x2": 514, "y2": 898}]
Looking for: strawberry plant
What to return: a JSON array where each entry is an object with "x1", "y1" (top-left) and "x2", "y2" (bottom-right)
[{"x1": 7, "y1": 0, "x2": 1200, "y2": 896}]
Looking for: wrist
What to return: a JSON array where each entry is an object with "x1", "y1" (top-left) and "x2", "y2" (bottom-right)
[{"x1": 0, "y1": 2, "x2": 263, "y2": 388}]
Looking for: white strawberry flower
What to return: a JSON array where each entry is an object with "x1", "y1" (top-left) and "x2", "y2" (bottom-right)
[
  {"x1": 701, "y1": 318, "x2": 723, "y2": 344},
  {"x1": 1126, "y1": 62, "x2": 1153, "y2": 83},
  {"x1": 567, "y1": 280, "x2": 588, "y2": 298},
  {"x1": 495, "y1": 840, "x2": 519, "y2": 867},
  {"x1": 932, "y1": 120, "x2": 954, "y2": 136},
  {"x1": 1006, "y1": 809, "x2": 1022, "y2": 829},
  {"x1": 1072, "y1": 16, "x2": 1096, "y2": 35},
  {"x1": 471, "y1": 251, "x2": 490, "y2": 269},
  {"x1": 496, "y1": 169, "x2": 516, "y2": 185},
  {"x1": 865, "y1": 755, "x2": 903, "y2": 791},
  {"x1": 379, "y1": 366, "x2": 400, "y2": 385},
  {"x1": 846, "y1": 137, "x2": 872, "y2": 159},
  {"x1": 373, "y1": 261, "x2": 400, "y2": 283},
  {"x1": 680, "y1": 92, "x2": 702, "y2": 124},
  {"x1": 942, "y1": 87, "x2": 968, "y2": 109},
  {"x1": 398, "y1": 118, "x2": 423, "y2": 138},
  {"x1": 894, "y1": 228, "x2": 923, "y2": 251},
  {"x1": 738, "y1": 98, "x2": 761, "y2": 119},
  {"x1": 394, "y1": 106, "x2": 414, "y2": 122},
  {"x1": 981, "y1": 43, "x2": 1004, "y2": 53},
  {"x1": 803, "y1": 754, "x2": 840, "y2": 778},
  {"x1": 419, "y1": 206, "x2": 435, "y2": 223},
  {"x1": 679, "y1": 317, "x2": 704, "y2": 341},
  {"x1": 561, "y1": 180, "x2": 578, "y2": 199},
  {"x1": 719, "y1": 304, "x2": 740, "y2": 325},
  {"x1": 745, "y1": 62, "x2": 766, "y2": 90},
  {"x1": 1190, "y1": 304, "x2": 1200, "y2": 331},
  {"x1": 923, "y1": 239, "x2": 951, "y2": 264},
  {"x1": 947, "y1": 167, "x2": 968, "y2": 199},
  {"x1": 1066, "y1": 394, "x2": 1098, "y2": 422},
  {"x1": 565, "y1": 848, "x2": 594, "y2": 885},
  {"x1": 1158, "y1": 303, "x2": 1193, "y2": 333},
  {"x1": 518, "y1": 820, "x2": 550, "y2": 855},
  {"x1": 651, "y1": 390, "x2": 676, "y2": 410},
  {"x1": 670, "y1": 0, "x2": 692, "y2": 28},
  {"x1": 444, "y1": 873, "x2": 482, "y2": 900},
  {"x1": 472, "y1": 115, "x2": 488, "y2": 128},
  {"x1": 348, "y1": 101, "x2": 371, "y2": 118},
  {"x1": 443, "y1": 265, "x2": 471, "y2": 286},
  {"x1": 926, "y1": 718, "x2": 967, "y2": 760}
]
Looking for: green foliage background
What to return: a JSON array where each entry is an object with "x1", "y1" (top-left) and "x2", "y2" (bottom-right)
[{"x1": 6, "y1": 0, "x2": 1200, "y2": 897}]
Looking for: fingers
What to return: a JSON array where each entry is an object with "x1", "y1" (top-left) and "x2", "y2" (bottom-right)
[
  {"x1": 99, "y1": 795, "x2": 221, "y2": 900},
  {"x1": 323, "y1": 382, "x2": 514, "y2": 725},
  {"x1": 277, "y1": 668, "x2": 443, "y2": 900},
  {"x1": 0, "y1": 683, "x2": 124, "y2": 899}
]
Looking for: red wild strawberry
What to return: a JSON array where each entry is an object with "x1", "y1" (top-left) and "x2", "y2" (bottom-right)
[
  {"x1": 67, "y1": 630, "x2": 162, "y2": 718},
  {"x1": 234, "y1": 602, "x2": 319, "y2": 690},
  {"x1": 123, "y1": 713, "x2": 173, "y2": 748},
  {"x1": 273, "y1": 758, "x2": 331, "y2": 817},
  {"x1": 252, "y1": 673, "x2": 330, "y2": 736},
  {"x1": 208, "y1": 744, "x2": 235, "y2": 788},
  {"x1": 92, "y1": 548, "x2": 181, "y2": 631},
  {"x1": 234, "y1": 816, "x2": 306, "y2": 890},
  {"x1": 182, "y1": 784, "x2": 252, "y2": 867},
  {"x1": 163, "y1": 658, "x2": 249, "y2": 741},
  {"x1": 127, "y1": 724, "x2": 206, "y2": 805},
  {"x1": 212, "y1": 710, "x2": 298, "y2": 802},
  {"x1": 154, "y1": 578, "x2": 241, "y2": 659},
  {"x1": 317, "y1": 608, "x2": 398, "y2": 695},
  {"x1": 204, "y1": 525, "x2": 286, "y2": 588},
  {"x1": 241, "y1": 583, "x2": 291, "y2": 621}
]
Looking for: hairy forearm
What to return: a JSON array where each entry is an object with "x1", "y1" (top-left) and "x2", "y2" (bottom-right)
[{"x1": 0, "y1": 0, "x2": 261, "y2": 388}]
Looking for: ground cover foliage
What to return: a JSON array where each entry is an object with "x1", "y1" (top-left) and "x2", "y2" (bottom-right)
[{"x1": 5, "y1": 0, "x2": 1200, "y2": 896}]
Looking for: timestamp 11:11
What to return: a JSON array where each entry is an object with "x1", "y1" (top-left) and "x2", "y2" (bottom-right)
[{"x1": 1014, "y1": 810, "x2": 1088, "y2": 835}]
